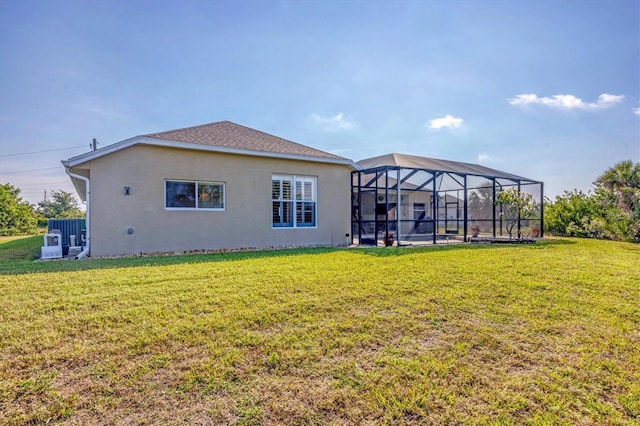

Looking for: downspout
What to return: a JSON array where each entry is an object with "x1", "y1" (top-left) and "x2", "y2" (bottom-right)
[
  {"x1": 463, "y1": 175, "x2": 468, "y2": 242},
  {"x1": 540, "y1": 182, "x2": 544, "y2": 238},
  {"x1": 64, "y1": 168, "x2": 90, "y2": 259},
  {"x1": 397, "y1": 167, "x2": 401, "y2": 245}
]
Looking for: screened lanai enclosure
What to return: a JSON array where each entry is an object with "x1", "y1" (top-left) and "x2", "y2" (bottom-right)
[{"x1": 351, "y1": 153, "x2": 543, "y2": 246}]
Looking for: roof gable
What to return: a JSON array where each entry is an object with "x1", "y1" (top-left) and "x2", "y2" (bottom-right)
[
  {"x1": 144, "y1": 121, "x2": 346, "y2": 160},
  {"x1": 63, "y1": 121, "x2": 355, "y2": 168}
]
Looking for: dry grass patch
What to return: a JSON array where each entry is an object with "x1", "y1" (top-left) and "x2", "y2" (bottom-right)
[{"x1": 1, "y1": 238, "x2": 639, "y2": 424}]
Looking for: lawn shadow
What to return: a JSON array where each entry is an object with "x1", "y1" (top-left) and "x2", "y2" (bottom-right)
[
  {"x1": 357, "y1": 237, "x2": 575, "y2": 258},
  {"x1": 0, "y1": 246, "x2": 339, "y2": 276},
  {"x1": 0, "y1": 238, "x2": 576, "y2": 276}
]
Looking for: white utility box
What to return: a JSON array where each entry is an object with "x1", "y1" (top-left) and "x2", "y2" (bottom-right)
[{"x1": 41, "y1": 233, "x2": 63, "y2": 260}]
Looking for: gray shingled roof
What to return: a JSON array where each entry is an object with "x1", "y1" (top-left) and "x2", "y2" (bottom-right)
[
  {"x1": 145, "y1": 120, "x2": 346, "y2": 160},
  {"x1": 357, "y1": 153, "x2": 540, "y2": 183}
]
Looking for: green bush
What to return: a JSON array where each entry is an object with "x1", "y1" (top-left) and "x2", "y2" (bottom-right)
[
  {"x1": 545, "y1": 161, "x2": 640, "y2": 243},
  {"x1": 0, "y1": 184, "x2": 39, "y2": 236}
]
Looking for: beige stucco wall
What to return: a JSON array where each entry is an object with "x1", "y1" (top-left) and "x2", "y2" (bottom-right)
[{"x1": 75, "y1": 145, "x2": 353, "y2": 257}]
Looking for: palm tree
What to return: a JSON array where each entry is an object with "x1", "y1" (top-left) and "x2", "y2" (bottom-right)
[{"x1": 595, "y1": 160, "x2": 640, "y2": 212}]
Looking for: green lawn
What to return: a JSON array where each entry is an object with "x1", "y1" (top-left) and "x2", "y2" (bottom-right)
[
  {"x1": 1, "y1": 237, "x2": 639, "y2": 425},
  {"x1": 0, "y1": 235, "x2": 43, "y2": 263}
]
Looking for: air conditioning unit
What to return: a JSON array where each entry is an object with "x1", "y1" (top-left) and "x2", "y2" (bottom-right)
[{"x1": 41, "y1": 233, "x2": 63, "y2": 260}]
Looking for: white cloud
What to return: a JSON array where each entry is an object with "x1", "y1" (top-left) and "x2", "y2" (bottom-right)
[
  {"x1": 428, "y1": 114, "x2": 464, "y2": 130},
  {"x1": 508, "y1": 93, "x2": 624, "y2": 110},
  {"x1": 478, "y1": 152, "x2": 491, "y2": 163},
  {"x1": 307, "y1": 112, "x2": 357, "y2": 132},
  {"x1": 633, "y1": 108, "x2": 640, "y2": 116},
  {"x1": 596, "y1": 94, "x2": 625, "y2": 107}
]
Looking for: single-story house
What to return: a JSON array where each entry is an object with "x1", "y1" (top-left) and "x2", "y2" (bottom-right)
[
  {"x1": 63, "y1": 121, "x2": 543, "y2": 257},
  {"x1": 63, "y1": 121, "x2": 357, "y2": 257}
]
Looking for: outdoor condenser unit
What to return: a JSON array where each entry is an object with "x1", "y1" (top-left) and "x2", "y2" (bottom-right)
[{"x1": 41, "y1": 233, "x2": 63, "y2": 260}]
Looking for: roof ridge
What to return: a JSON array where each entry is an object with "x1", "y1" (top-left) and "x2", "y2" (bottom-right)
[
  {"x1": 222, "y1": 121, "x2": 319, "y2": 150},
  {"x1": 138, "y1": 120, "x2": 350, "y2": 162},
  {"x1": 145, "y1": 120, "x2": 325, "y2": 151},
  {"x1": 143, "y1": 120, "x2": 231, "y2": 137}
]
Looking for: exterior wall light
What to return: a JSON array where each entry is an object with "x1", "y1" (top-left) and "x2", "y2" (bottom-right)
[{"x1": 124, "y1": 186, "x2": 131, "y2": 195}]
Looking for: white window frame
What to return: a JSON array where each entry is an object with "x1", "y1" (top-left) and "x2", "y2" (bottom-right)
[
  {"x1": 165, "y1": 180, "x2": 225, "y2": 211},
  {"x1": 272, "y1": 174, "x2": 317, "y2": 228}
]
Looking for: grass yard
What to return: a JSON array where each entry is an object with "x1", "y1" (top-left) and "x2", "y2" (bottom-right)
[
  {"x1": 0, "y1": 235, "x2": 43, "y2": 263},
  {"x1": 1, "y1": 237, "x2": 639, "y2": 425}
]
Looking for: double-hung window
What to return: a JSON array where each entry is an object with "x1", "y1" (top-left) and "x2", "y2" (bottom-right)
[
  {"x1": 165, "y1": 180, "x2": 225, "y2": 210},
  {"x1": 272, "y1": 175, "x2": 316, "y2": 228}
]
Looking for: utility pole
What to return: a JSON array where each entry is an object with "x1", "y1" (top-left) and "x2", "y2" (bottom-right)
[
  {"x1": 91, "y1": 138, "x2": 98, "y2": 151},
  {"x1": 44, "y1": 190, "x2": 47, "y2": 203}
]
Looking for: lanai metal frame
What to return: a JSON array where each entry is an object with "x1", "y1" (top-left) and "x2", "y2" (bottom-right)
[{"x1": 351, "y1": 154, "x2": 543, "y2": 246}]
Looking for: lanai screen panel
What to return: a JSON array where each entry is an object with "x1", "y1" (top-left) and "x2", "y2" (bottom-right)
[
  {"x1": 493, "y1": 178, "x2": 543, "y2": 239},
  {"x1": 512, "y1": 181, "x2": 543, "y2": 238},
  {"x1": 467, "y1": 176, "x2": 495, "y2": 237},
  {"x1": 522, "y1": 181, "x2": 542, "y2": 237},
  {"x1": 396, "y1": 168, "x2": 435, "y2": 243},
  {"x1": 352, "y1": 169, "x2": 383, "y2": 244},
  {"x1": 435, "y1": 172, "x2": 465, "y2": 236}
]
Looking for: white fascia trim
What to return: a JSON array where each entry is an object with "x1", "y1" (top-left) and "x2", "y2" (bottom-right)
[
  {"x1": 61, "y1": 162, "x2": 88, "y2": 202},
  {"x1": 64, "y1": 136, "x2": 143, "y2": 167},
  {"x1": 146, "y1": 138, "x2": 360, "y2": 168},
  {"x1": 65, "y1": 136, "x2": 361, "y2": 170}
]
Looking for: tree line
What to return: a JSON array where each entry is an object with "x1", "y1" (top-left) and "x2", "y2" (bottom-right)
[
  {"x1": 0, "y1": 184, "x2": 84, "y2": 236},
  {"x1": 544, "y1": 160, "x2": 640, "y2": 243}
]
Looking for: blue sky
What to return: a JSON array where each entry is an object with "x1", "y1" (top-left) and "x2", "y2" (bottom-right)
[{"x1": 1, "y1": 0, "x2": 638, "y2": 206}]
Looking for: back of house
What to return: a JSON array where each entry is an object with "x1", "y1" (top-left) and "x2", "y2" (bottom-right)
[{"x1": 63, "y1": 121, "x2": 356, "y2": 257}]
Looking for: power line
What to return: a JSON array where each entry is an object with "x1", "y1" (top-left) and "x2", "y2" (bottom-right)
[
  {"x1": 1, "y1": 166, "x2": 61, "y2": 174},
  {"x1": 12, "y1": 181, "x2": 71, "y2": 186},
  {"x1": 0, "y1": 145, "x2": 87, "y2": 157}
]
